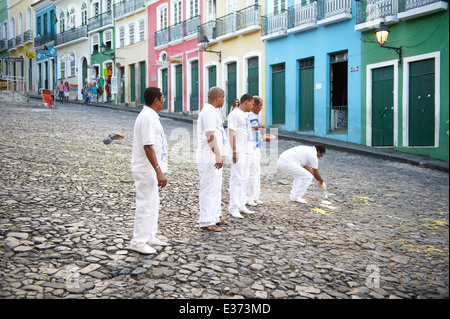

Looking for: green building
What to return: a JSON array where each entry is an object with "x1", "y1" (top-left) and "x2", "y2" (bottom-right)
[{"x1": 357, "y1": 0, "x2": 449, "y2": 161}]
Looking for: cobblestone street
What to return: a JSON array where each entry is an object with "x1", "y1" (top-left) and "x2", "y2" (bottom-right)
[{"x1": 0, "y1": 101, "x2": 448, "y2": 300}]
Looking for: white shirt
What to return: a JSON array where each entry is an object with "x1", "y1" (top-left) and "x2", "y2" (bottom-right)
[
  {"x1": 131, "y1": 106, "x2": 168, "y2": 173},
  {"x1": 279, "y1": 146, "x2": 319, "y2": 169},
  {"x1": 227, "y1": 108, "x2": 252, "y2": 154},
  {"x1": 247, "y1": 112, "x2": 262, "y2": 149},
  {"x1": 197, "y1": 103, "x2": 228, "y2": 157}
]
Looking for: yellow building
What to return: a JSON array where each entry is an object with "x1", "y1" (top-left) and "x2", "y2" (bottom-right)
[
  {"x1": 199, "y1": 0, "x2": 265, "y2": 123},
  {"x1": 114, "y1": 0, "x2": 147, "y2": 106},
  {"x1": 5, "y1": 0, "x2": 34, "y2": 92}
]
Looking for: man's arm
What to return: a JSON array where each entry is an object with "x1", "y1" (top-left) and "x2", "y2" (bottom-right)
[
  {"x1": 206, "y1": 131, "x2": 223, "y2": 169},
  {"x1": 144, "y1": 145, "x2": 167, "y2": 187},
  {"x1": 303, "y1": 165, "x2": 324, "y2": 186},
  {"x1": 228, "y1": 129, "x2": 238, "y2": 164}
]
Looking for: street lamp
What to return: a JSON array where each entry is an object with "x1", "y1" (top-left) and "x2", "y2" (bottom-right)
[
  {"x1": 375, "y1": 22, "x2": 402, "y2": 65},
  {"x1": 199, "y1": 35, "x2": 221, "y2": 63}
]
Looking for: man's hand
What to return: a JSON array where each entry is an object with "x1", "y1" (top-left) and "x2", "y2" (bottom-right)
[
  {"x1": 156, "y1": 171, "x2": 167, "y2": 188},
  {"x1": 214, "y1": 154, "x2": 223, "y2": 169},
  {"x1": 232, "y1": 151, "x2": 238, "y2": 164}
]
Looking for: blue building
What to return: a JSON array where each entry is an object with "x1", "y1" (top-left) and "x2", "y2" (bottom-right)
[
  {"x1": 32, "y1": 0, "x2": 57, "y2": 95},
  {"x1": 263, "y1": 0, "x2": 361, "y2": 144}
]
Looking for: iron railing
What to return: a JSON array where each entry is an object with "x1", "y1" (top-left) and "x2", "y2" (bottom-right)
[
  {"x1": 155, "y1": 15, "x2": 200, "y2": 47},
  {"x1": 55, "y1": 25, "x2": 88, "y2": 46},
  {"x1": 355, "y1": 0, "x2": 398, "y2": 24},
  {"x1": 88, "y1": 11, "x2": 113, "y2": 33},
  {"x1": 114, "y1": 0, "x2": 146, "y2": 19}
]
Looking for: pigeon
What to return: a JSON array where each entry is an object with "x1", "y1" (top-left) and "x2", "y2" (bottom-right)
[{"x1": 103, "y1": 134, "x2": 124, "y2": 144}]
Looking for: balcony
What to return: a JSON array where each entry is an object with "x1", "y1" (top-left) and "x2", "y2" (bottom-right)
[
  {"x1": 34, "y1": 32, "x2": 56, "y2": 46},
  {"x1": 15, "y1": 35, "x2": 23, "y2": 47},
  {"x1": 23, "y1": 30, "x2": 33, "y2": 43},
  {"x1": 114, "y1": 0, "x2": 146, "y2": 19},
  {"x1": 355, "y1": 0, "x2": 399, "y2": 31},
  {"x1": 398, "y1": 0, "x2": 448, "y2": 20},
  {"x1": 8, "y1": 38, "x2": 16, "y2": 50},
  {"x1": 288, "y1": 2, "x2": 318, "y2": 34},
  {"x1": 261, "y1": 10, "x2": 288, "y2": 40},
  {"x1": 55, "y1": 25, "x2": 88, "y2": 47},
  {"x1": 155, "y1": 15, "x2": 200, "y2": 48},
  {"x1": 197, "y1": 5, "x2": 260, "y2": 43},
  {"x1": 0, "y1": 39, "x2": 7, "y2": 52},
  {"x1": 88, "y1": 11, "x2": 113, "y2": 33},
  {"x1": 317, "y1": 0, "x2": 353, "y2": 25}
]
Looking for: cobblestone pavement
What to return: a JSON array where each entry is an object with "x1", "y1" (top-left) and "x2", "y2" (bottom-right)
[{"x1": 0, "y1": 101, "x2": 448, "y2": 300}]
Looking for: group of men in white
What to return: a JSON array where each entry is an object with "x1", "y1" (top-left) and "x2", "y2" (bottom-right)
[{"x1": 128, "y1": 86, "x2": 326, "y2": 254}]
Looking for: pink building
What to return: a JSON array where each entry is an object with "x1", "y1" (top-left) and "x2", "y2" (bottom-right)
[{"x1": 148, "y1": 0, "x2": 203, "y2": 113}]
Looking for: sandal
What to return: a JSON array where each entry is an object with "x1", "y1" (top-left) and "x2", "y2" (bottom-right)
[
  {"x1": 216, "y1": 219, "x2": 228, "y2": 226},
  {"x1": 200, "y1": 225, "x2": 222, "y2": 232}
]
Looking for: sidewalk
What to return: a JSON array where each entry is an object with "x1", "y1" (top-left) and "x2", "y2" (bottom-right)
[{"x1": 35, "y1": 97, "x2": 449, "y2": 172}]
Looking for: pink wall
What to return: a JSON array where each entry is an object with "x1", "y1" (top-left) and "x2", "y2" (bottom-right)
[{"x1": 147, "y1": 0, "x2": 203, "y2": 112}]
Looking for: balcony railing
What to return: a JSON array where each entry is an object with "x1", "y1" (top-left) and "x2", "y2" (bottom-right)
[
  {"x1": 154, "y1": 15, "x2": 200, "y2": 47},
  {"x1": 23, "y1": 30, "x2": 33, "y2": 43},
  {"x1": 88, "y1": 11, "x2": 113, "y2": 33},
  {"x1": 55, "y1": 25, "x2": 88, "y2": 46},
  {"x1": 317, "y1": 0, "x2": 352, "y2": 20},
  {"x1": 8, "y1": 38, "x2": 16, "y2": 50},
  {"x1": 355, "y1": 0, "x2": 398, "y2": 24},
  {"x1": 288, "y1": 2, "x2": 318, "y2": 30},
  {"x1": 0, "y1": 39, "x2": 7, "y2": 51},
  {"x1": 34, "y1": 32, "x2": 56, "y2": 46},
  {"x1": 261, "y1": 10, "x2": 288, "y2": 38},
  {"x1": 114, "y1": 0, "x2": 146, "y2": 19},
  {"x1": 198, "y1": 4, "x2": 260, "y2": 42},
  {"x1": 15, "y1": 35, "x2": 23, "y2": 47},
  {"x1": 399, "y1": 0, "x2": 446, "y2": 11}
]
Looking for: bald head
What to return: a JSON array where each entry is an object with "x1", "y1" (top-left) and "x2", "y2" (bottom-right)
[{"x1": 207, "y1": 87, "x2": 225, "y2": 108}]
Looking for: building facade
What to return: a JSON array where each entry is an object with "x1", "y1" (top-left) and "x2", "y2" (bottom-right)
[
  {"x1": 199, "y1": 0, "x2": 265, "y2": 121},
  {"x1": 114, "y1": 0, "x2": 147, "y2": 105},
  {"x1": 358, "y1": 0, "x2": 449, "y2": 161},
  {"x1": 263, "y1": 0, "x2": 362, "y2": 143},
  {"x1": 148, "y1": 0, "x2": 203, "y2": 112}
]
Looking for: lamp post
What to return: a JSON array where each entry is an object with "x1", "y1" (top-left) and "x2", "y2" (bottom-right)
[
  {"x1": 375, "y1": 22, "x2": 402, "y2": 65},
  {"x1": 199, "y1": 35, "x2": 221, "y2": 63}
]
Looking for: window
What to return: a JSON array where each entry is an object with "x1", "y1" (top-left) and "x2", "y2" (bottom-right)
[
  {"x1": 190, "y1": 0, "x2": 199, "y2": 18},
  {"x1": 104, "y1": 30, "x2": 112, "y2": 50},
  {"x1": 207, "y1": 0, "x2": 216, "y2": 21},
  {"x1": 60, "y1": 57, "x2": 66, "y2": 79},
  {"x1": 227, "y1": 0, "x2": 236, "y2": 14},
  {"x1": 70, "y1": 53, "x2": 76, "y2": 76},
  {"x1": 81, "y1": 3, "x2": 88, "y2": 25},
  {"x1": 173, "y1": 1, "x2": 183, "y2": 25},
  {"x1": 273, "y1": 0, "x2": 286, "y2": 14},
  {"x1": 128, "y1": 23, "x2": 134, "y2": 45},
  {"x1": 92, "y1": 33, "x2": 99, "y2": 53},
  {"x1": 93, "y1": 2, "x2": 99, "y2": 16},
  {"x1": 138, "y1": 20, "x2": 145, "y2": 42},
  {"x1": 119, "y1": 26, "x2": 125, "y2": 47},
  {"x1": 59, "y1": 11, "x2": 65, "y2": 33},
  {"x1": 158, "y1": 6, "x2": 168, "y2": 30},
  {"x1": 69, "y1": 7, "x2": 75, "y2": 28}
]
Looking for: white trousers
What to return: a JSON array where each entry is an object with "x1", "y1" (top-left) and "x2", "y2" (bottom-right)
[
  {"x1": 246, "y1": 148, "x2": 261, "y2": 202},
  {"x1": 229, "y1": 152, "x2": 250, "y2": 213},
  {"x1": 197, "y1": 153, "x2": 223, "y2": 227},
  {"x1": 131, "y1": 171, "x2": 159, "y2": 246},
  {"x1": 277, "y1": 157, "x2": 313, "y2": 200}
]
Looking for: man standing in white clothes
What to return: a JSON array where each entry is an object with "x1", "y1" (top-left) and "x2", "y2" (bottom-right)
[
  {"x1": 246, "y1": 96, "x2": 265, "y2": 207},
  {"x1": 277, "y1": 144, "x2": 326, "y2": 204},
  {"x1": 196, "y1": 87, "x2": 228, "y2": 232},
  {"x1": 228, "y1": 93, "x2": 255, "y2": 218},
  {"x1": 130, "y1": 87, "x2": 169, "y2": 254}
]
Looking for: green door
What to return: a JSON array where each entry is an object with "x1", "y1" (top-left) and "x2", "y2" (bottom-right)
[
  {"x1": 120, "y1": 67, "x2": 125, "y2": 103},
  {"x1": 190, "y1": 61, "x2": 199, "y2": 111},
  {"x1": 175, "y1": 64, "x2": 183, "y2": 112},
  {"x1": 409, "y1": 59, "x2": 435, "y2": 146},
  {"x1": 227, "y1": 62, "x2": 237, "y2": 114},
  {"x1": 208, "y1": 66, "x2": 216, "y2": 88},
  {"x1": 298, "y1": 59, "x2": 314, "y2": 131},
  {"x1": 130, "y1": 64, "x2": 136, "y2": 103},
  {"x1": 248, "y1": 57, "x2": 259, "y2": 96},
  {"x1": 372, "y1": 66, "x2": 394, "y2": 146},
  {"x1": 161, "y1": 68, "x2": 168, "y2": 110},
  {"x1": 272, "y1": 63, "x2": 285, "y2": 125},
  {"x1": 140, "y1": 61, "x2": 146, "y2": 105}
]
